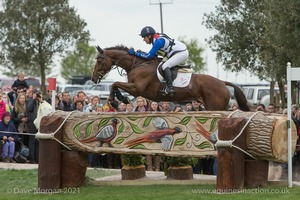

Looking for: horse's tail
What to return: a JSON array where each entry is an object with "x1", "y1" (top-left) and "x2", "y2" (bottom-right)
[{"x1": 224, "y1": 81, "x2": 250, "y2": 111}]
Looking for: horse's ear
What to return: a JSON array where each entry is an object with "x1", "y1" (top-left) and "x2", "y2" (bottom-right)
[{"x1": 96, "y1": 45, "x2": 104, "y2": 53}]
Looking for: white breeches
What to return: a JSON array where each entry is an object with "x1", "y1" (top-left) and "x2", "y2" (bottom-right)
[{"x1": 161, "y1": 50, "x2": 189, "y2": 70}]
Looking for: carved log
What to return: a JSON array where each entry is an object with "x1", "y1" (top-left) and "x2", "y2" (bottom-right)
[
  {"x1": 38, "y1": 116, "x2": 63, "y2": 190},
  {"x1": 61, "y1": 151, "x2": 88, "y2": 188},
  {"x1": 217, "y1": 117, "x2": 247, "y2": 191},
  {"x1": 48, "y1": 111, "x2": 296, "y2": 162},
  {"x1": 167, "y1": 166, "x2": 193, "y2": 180},
  {"x1": 121, "y1": 165, "x2": 146, "y2": 180},
  {"x1": 230, "y1": 112, "x2": 297, "y2": 163},
  {"x1": 244, "y1": 160, "x2": 269, "y2": 188}
]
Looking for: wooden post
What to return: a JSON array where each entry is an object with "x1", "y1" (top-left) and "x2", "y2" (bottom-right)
[
  {"x1": 244, "y1": 160, "x2": 269, "y2": 188},
  {"x1": 217, "y1": 117, "x2": 247, "y2": 192},
  {"x1": 61, "y1": 151, "x2": 88, "y2": 187},
  {"x1": 38, "y1": 116, "x2": 63, "y2": 190}
]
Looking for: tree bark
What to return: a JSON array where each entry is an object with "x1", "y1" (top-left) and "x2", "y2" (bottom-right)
[
  {"x1": 121, "y1": 165, "x2": 146, "y2": 180},
  {"x1": 167, "y1": 166, "x2": 193, "y2": 180},
  {"x1": 244, "y1": 160, "x2": 269, "y2": 188}
]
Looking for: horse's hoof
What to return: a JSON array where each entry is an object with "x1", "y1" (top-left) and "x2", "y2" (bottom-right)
[{"x1": 122, "y1": 97, "x2": 130, "y2": 104}]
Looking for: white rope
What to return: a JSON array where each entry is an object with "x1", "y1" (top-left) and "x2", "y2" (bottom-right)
[
  {"x1": 214, "y1": 111, "x2": 259, "y2": 159},
  {"x1": 34, "y1": 111, "x2": 75, "y2": 150},
  {"x1": 0, "y1": 111, "x2": 75, "y2": 150}
]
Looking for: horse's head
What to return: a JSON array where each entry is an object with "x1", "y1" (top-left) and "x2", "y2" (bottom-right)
[{"x1": 92, "y1": 46, "x2": 113, "y2": 84}]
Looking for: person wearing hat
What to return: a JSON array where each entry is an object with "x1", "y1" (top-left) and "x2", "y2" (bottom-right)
[
  {"x1": 0, "y1": 112, "x2": 18, "y2": 163},
  {"x1": 128, "y1": 26, "x2": 189, "y2": 96}
]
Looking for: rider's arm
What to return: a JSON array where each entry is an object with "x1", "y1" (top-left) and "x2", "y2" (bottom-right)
[{"x1": 136, "y1": 38, "x2": 165, "y2": 59}]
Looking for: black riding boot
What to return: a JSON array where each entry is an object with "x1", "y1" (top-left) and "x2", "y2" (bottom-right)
[{"x1": 162, "y1": 67, "x2": 174, "y2": 96}]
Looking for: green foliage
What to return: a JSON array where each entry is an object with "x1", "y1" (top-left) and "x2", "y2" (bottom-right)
[
  {"x1": 178, "y1": 36, "x2": 206, "y2": 73},
  {"x1": 203, "y1": 0, "x2": 300, "y2": 107},
  {"x1": 61, "y1": 42, "x2": 97, "y2": 80},
  {"x1": 0, "y1": 0, "x2": 90, "y2": 93},
  {"x1": 121, "y1": 154, "x2": 145, "y2": 167}
]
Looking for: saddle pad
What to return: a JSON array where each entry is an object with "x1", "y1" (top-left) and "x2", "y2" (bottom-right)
[{"x1": 157, "y1": 68, "x2": 192, "y2": 88}]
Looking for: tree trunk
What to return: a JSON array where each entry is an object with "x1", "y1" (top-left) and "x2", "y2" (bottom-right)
[
  {"x1": 167, "y1": 166, "x2": 193, "y2": 180},
  {"x1": 121, "y1": 165, "x2": 146, "y2": 180}
]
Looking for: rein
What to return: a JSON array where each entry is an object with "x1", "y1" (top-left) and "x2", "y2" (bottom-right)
[{"x1": 96, "y1": 50, "x2": 159, "y2": 82}]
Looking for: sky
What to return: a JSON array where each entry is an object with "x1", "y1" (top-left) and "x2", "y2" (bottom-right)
[{"x1": 68, "y1": 0, "x2": 263, "y2": 84}]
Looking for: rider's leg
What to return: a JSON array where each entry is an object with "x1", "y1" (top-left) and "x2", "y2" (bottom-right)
[
  {"x1": 163, "y1": 67, "x2": 174, "y2": 95},
  {"x1": 161, "y1": 51, "x2": 188, "y2": 95}
]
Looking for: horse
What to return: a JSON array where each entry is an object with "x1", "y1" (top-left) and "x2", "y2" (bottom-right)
[{"x1": 92, "y1": 45, "x2": 250, "y2": 111}]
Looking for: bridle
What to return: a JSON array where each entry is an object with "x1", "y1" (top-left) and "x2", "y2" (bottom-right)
[{"x1": 94, "y1": 52, "x2": 107, "y2": 84}]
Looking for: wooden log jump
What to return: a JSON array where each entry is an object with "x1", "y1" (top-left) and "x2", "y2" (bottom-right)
[{"x1": 36, "y1": 110, "x2": 297, "y2": 190}]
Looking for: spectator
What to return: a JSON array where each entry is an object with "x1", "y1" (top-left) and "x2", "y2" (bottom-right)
[
  {"x1": 74, "y1": 100, "x2": 84, "y2": 112},
  {"x1": 0, "y1": 112, "x2": 18, "y2": 163},
  {"x1": 85, "y1": 96, "x2": 101, "y2": 112},
  {"x1": 26, "y1": 88, "x2": 33, "y2": 99},
  {"x1": 126, "y1": 102, "x2": 134, "y2": 112},
  {"x1": 191, "y1": 100, "x2": 204, "y2": 111},
  {"x1": 2, "y1": 93, "x2": 13, "y2": 112},
  {"x1": 268, "y1": 103, "x2": 276, "y2": 113},
  {"x1": 0, "y1": 92, "x2": 11, "y2": 120},
  {"x1": 173, "y1": 104, "x2": 183, "y2": 112},
  {"x1": 256, "y1": 104, "x2": 266, "y2": 112},
  {"x1": 59, "y1": 91, "x2": 74, "y2": 111},
  {"x1": 292, "y1": 105, "x2": 298, "y2": 119},
  {"x1": 11, "y1": 73, "x2": 29, "y2": 92},
  {"x1": 161, "y1": 101, "x2": 171, "y2": 111},
  {"x1": 45, "y1": 90, "x2": 53, "y2": 104},
  {"x1": 118, "y1": 102, "x2": 127, "y2": 112},
  {"x1": 134, "y1": 96, "x2": 148, "y2": 112},
  {"x1": 26, "y1": 89, "x2": 42, "y2": 163},
  {"x1": 185, "y1": 103, "x2": 192, "y2": 111},
  {"x1": 76, "y1": 91, "x2": 88, "y2": 109},
  {"x1": 8, "y1": 86, "x2": 25, "y2": 106},
  {"x1": 11, "y1": 93, "x2": 28, "y2": 149},
  {"x1": 148, "y1": 101, "x2": 161, "y2": 111},
  {"x1": 96, "y1": 104, "x2": 104, "y2": 112}
]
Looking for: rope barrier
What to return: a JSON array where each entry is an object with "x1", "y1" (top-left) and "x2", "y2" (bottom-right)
[
  {"x1": 0, "y1": 111, "x2": 75, "y2": 151},
  {"x1": 214, "y1": 110, "x2": 258, "y2": 159}
]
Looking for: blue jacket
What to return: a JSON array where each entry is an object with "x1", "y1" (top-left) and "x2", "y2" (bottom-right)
[{"x1": 0, "y1": 120, "x2": 18, "y2": 141}]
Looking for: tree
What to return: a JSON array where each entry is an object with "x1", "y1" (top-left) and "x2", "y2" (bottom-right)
[
  {"x1": 202, "y1": 0, "x2": 300, "y2": 107},
  {"x1": 61, "y1": 42, "x2": 97, "y2": 81},
  {"x1": 178, "y1": 36, "x2": 206, "y2": 73},
  {"x1": 0, "y1": 0, "x2": 90, "y2": 94}
]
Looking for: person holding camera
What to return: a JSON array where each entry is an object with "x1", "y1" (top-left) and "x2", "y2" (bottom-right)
[{"x1": 26, "y1": 89, "x2": 43, "y2": 164}]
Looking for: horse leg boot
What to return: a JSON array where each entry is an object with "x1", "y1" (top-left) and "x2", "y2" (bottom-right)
[{"x1": 162, "y1": 67, "x2": 174, "y2": 96}]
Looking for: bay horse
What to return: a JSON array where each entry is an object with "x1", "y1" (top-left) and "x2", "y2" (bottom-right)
[{"x1": 92, "y1": 45, "x2": 250, "y2": 111}]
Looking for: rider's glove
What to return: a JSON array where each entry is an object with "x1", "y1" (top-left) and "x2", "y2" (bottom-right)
[{"x1": 128, "y1": 49, "x2": 136, "y2": 55}]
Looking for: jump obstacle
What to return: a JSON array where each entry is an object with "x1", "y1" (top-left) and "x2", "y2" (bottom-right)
[{"x1": 36, "y1": 110, "x2": 297, "y2": 192}]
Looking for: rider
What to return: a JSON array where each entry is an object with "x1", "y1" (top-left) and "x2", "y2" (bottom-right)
[{"x1": 128, "y1": 26, "x2": 189, "y2": 96}]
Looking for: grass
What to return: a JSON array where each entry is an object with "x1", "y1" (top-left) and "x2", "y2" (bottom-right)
[{"x1": 0, "y1": 168, "x2": 299, "y2": 200}]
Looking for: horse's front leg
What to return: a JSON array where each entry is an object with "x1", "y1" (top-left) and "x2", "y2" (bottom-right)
[{"x1": 110, "y1": 82, "x2": 137, "y2": 104}]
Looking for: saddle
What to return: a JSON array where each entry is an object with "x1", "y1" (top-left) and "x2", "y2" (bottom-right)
[{"x1": 158, "y1": 65, "x2": 193, "y2": 81}]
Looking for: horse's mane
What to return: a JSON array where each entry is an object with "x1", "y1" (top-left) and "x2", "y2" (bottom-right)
[{"x1": 105, "y1": 45, "x2": 129, "y2": 51}]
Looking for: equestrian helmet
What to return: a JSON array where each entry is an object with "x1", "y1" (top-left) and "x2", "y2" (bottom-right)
[{"x1": 140, "y1": 26, "x2": 156, "y2": 37}]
